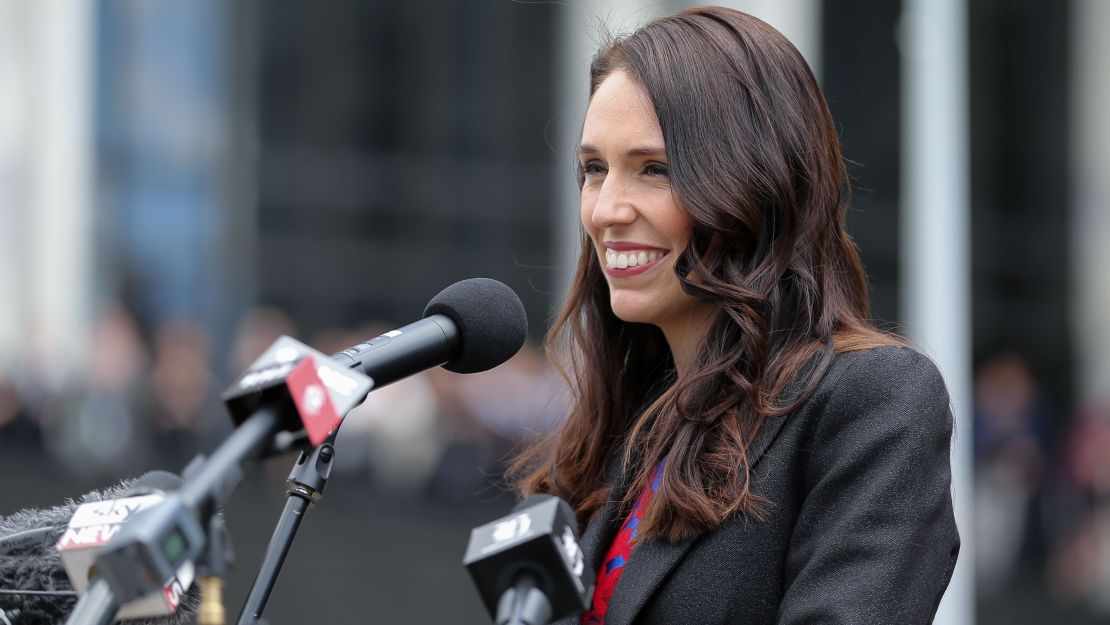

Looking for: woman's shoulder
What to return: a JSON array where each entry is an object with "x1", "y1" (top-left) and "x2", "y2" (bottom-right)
[
  {"x1": 804, "y1": 344, "x2": 952, "y2": 432},
  {"x1": 827, "y1": 344, "x2": 945, "y2": 388}
]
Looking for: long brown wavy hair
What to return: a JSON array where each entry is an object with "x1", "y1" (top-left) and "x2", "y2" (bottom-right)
[{"x1": 510, "y1": 7, "x2": 901, "y2": 542}]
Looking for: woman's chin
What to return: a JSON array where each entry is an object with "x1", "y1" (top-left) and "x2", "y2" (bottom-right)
[{"x1": 608, "y1": 295, "x2": 662, "y2": 326}]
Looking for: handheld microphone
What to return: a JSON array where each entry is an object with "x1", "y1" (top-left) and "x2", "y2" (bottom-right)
[
  {"x1": 0, "y1": 471, "x2": 198, "y2": 625},
  {"x1": 59, "y1": 473, "x2": 200, "y2": 621},
  {"x1": 330, "y1": 277, "x2": 529, "y2": 381},
  {"x1": 464, "y1": 495, "x2": 593, "y2": 625},
  {"x1": 230, "y1": 279, "x2": 528, "y2": 625},
  {"x1": 222, "y1": 278, "x2": 527, "y2": 452}
]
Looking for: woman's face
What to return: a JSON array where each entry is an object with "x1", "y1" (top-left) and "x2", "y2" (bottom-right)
[{"x1": 579, "y1": 71, "x2": 712, "y2": 339}]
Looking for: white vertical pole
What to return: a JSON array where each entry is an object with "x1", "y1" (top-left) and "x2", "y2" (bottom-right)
[
  {"x1": 0, "y1": 1, "x2": 32, "y2": 369},
  {"x1": 553, "y1": 1, "x2": 668, "y2": 306},
  {"x1": 1071, "y1": 0, "x2": 1110, "y2": 407},
  {"x1": 29, "y1": 0, "x2": 95, "y2": 386},
  {"x1": 901, "y1": 1, "x2": 973, "y2": 624}
]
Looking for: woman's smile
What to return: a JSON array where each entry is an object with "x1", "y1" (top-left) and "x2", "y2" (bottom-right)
[{"x1": 601, "y1": 241, "x2": 669, "y2": 277}]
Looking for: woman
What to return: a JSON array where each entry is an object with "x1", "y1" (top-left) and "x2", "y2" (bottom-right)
[{"x1": 510, "y1": 6, "x2": 959, "y2": 625}]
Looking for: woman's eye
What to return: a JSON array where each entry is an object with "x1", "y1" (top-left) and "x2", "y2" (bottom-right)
[
  {"x1": 581, "y1": 160, "x2": 607, "y2": 176},
  {"x1": 643, "y1": 162, "x2": 669, "y2": 177}
]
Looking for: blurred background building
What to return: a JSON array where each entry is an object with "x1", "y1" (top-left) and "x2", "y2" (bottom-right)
[{"x1": 0, "y1": 0, "x2": 1108, "y2": 623}]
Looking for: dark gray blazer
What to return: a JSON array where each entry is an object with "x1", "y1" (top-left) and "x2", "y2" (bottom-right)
[{"x1": 554, "y1": 346, "x2": 960, "y2": 625}]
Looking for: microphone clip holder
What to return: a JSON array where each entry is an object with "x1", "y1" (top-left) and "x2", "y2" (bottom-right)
[{"x1": 286, "y1": 436, "x2": 335, "y2": 503}]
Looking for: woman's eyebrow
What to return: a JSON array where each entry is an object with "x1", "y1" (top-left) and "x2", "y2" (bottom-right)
[{"x1": 578, "y1": 144, "x2": 667, "y2": 158}]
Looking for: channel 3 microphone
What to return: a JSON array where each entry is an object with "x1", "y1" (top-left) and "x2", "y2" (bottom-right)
[
  {"x1": 0, "y1": 471, "x2": 197, "y2": 625},
  {"x1": 464, "y1": 495, "x2": 594, "y2": 625}
]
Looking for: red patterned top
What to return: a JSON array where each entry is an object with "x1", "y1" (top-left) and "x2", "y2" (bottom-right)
[{"x1": 581, "y1": 461, "x2": 666, "y2": 624}]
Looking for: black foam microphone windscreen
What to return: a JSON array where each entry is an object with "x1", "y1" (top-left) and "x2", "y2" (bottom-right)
[{"x1": 423, "y1": 277, "x2": 529, "y2": 374}]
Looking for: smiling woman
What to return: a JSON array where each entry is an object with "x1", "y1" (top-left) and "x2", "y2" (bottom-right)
[
  {"x1": 577, "y1": 71, "x2": 715, "y2": 371},
  {"x1": 510, "y1": 6, "x2": 959, "y2": 625},
  {"x1": 508, "y1": 4, "x2": 959, "y2": 625}
]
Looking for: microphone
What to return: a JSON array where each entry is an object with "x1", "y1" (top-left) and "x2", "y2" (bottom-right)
[
  {"x1": 0, "y1": 471, "x2": 198, "y2": 625},
  {"x1": 221, "y1": 278, "x2": 527, "y2": 452},
  {"x1": 463, "y1": 495, "x2": 593, "y2": 625},
  {"x1": 330, "y1": 277, "x2": 529, "y2": 382},
  {"x1": 59, "y1": 473, "x2": 201, "y2": 622},
  {"x1": 229, "y1": 280, "x2": 527, "y2": 625}
]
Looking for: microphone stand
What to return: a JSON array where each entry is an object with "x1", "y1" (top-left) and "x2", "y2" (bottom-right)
[
  {"x1": 197, "y1": 513, "x2": 235, "y2": 625},
  {"x1": 236, "y1": 432, "x2": 337, "y2": 625}
]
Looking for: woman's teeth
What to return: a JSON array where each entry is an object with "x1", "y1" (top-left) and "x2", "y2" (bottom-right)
[{"x1": 605, "y1": 249, "x2": 661, "y2": 269}]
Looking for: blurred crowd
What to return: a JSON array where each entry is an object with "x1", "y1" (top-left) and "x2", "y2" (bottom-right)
[
  {"x1": 973, "y1": 351, "x2": 1110, "y2": 613},
  {"x1": 5, "y1": 305, "x2": 1110, "y2": 614},
  {"x1": 0, "y1": 301, "x2": 568, "y2": 501}
]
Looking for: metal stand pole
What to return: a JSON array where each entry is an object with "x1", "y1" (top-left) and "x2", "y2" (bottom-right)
[{"x1": 236, "y1": 434, "x2": 336, "y2": 625}]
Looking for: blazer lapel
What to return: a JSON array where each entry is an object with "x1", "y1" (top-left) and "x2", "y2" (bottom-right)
[
  {"x1": 601, "y1": 387, "x2": 810, "y2": 625},
  {"x1": 601, "y1": 532, "x2": 697, "y2": 625},
  {"x1": 745, "y1": 409, "x2": 794, "y2": 473},
  {"x1": 599, "y1": 433, "x2": 789, "y2": 625}
]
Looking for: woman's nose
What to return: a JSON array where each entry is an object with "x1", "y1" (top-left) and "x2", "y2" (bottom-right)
[{"x1": 589, "y1": 175, "x2": 637, "y2": 229}]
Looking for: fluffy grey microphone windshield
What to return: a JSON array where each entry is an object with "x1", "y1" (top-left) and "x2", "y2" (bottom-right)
[
  {"x1": 0, "y1": 472, "x2": 199, "y2": 625},
  {"x1": 423, "y1": 277, "x2": 528, "y2": 374}
]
